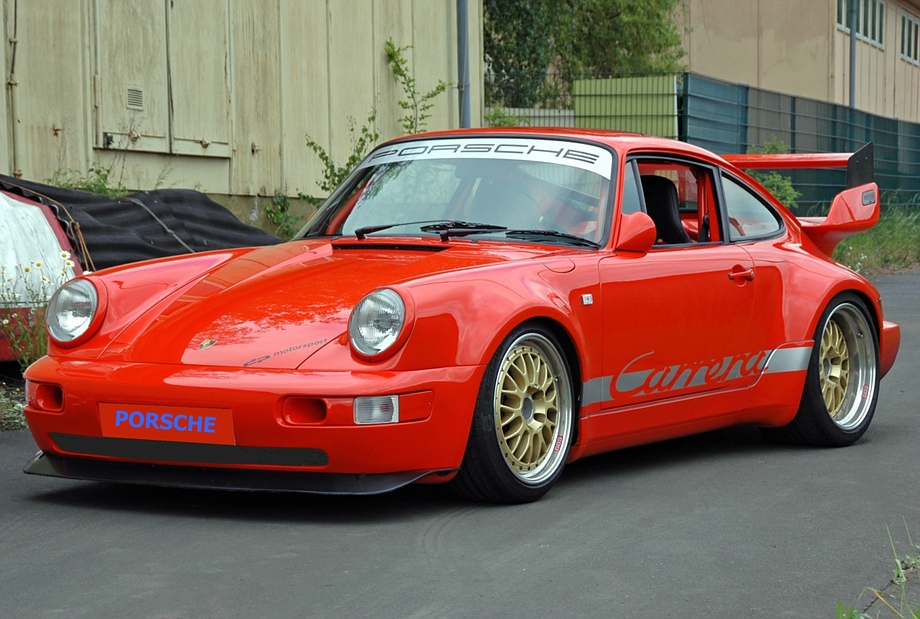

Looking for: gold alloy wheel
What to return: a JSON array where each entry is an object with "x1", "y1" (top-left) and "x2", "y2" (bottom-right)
[
  {"x1": 817, "y1": 303, "x2": 877, "y2": 430},
  {"x1": 820, "y1": 318, "x2": 850, "y2": 417},
  {"x1": 493, "y1": 333, "x2": 572, "y2": 485}
]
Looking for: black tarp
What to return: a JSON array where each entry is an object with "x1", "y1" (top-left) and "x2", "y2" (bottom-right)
[{"x1": 0, "y1": 175, "x2": 281, "y2": 271}]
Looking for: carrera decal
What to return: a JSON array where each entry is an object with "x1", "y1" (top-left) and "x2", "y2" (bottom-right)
[
  {"x1": 580, "y1": 344, "x2": 813, "y2": 407},
  {"x1": 615, "y1": 350, "x2": 769, "y2": 398},
  {"x1": 361, "y1": 138, "x2": 614, "y2": 179}
]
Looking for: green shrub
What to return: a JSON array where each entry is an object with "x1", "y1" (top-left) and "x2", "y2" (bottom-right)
[
  {"x1": 746, "y1": 138, "x2": 801, "y2": 210},
  {"x1": 483, "y1": 107, "x2": 530, "y2": 127}
]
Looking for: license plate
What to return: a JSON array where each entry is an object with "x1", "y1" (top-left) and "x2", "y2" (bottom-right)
[{"x1": 100, "y1": 403, "x2": 236, "y2": 445}]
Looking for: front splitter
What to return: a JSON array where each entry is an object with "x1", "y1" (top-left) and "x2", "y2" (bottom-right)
[{"x1": 24, "y1": 451, "x2": 455, "y2": 496}]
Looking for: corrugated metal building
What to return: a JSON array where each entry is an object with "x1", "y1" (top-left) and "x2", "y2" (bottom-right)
[{"x1": 1, "y1": 0, "x2": 483, "y2": 222}]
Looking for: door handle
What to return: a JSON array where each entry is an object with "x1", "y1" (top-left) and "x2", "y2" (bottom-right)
[{"x1": 728, "y1": 267, "x2": 755, "y2": 281}]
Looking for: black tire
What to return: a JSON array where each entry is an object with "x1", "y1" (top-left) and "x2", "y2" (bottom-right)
[
  {"x1": 763, "y1": 293, "x2": 879, "y2": 447},
  {"x1": 451, "y1": 324, "x2": 575, "y2": 503}
]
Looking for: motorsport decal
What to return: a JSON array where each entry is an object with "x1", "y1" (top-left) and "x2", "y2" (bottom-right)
[
  {"x1": 243, "y1": 338, "x2": 329, "y2": 368},
  {"x1": 360, "y1": 138, "x2": 614, "y2": 179},
  {"x1": 581, "y1": 345, "x2": 813, "y2": 407},
  {"x1": 99, "y1": 403, "x2": 235, "y2": 445}
]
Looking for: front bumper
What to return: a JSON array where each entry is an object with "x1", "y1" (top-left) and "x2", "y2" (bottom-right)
[{"x1": 23, "y1": 356, "x2": 483, "y2": 481}]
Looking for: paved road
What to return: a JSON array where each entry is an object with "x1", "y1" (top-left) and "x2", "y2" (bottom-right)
[{"x1": 1, "y1": 272, "x2": 918, "y2": 619}]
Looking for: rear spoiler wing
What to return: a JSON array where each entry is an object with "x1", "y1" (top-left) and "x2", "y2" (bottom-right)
[
  {"x1": 723, "y1": 143, "x2": 874, "y2": 188},
  {"x1": 723, "y1": 144, "x2": 878, "y2": 257}
]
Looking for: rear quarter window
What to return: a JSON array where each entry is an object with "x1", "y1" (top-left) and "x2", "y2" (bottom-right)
[{"x1": 722, "y1": 175, "x2": 783, "y2": 241}]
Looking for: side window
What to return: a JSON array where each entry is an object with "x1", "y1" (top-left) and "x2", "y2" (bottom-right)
[
  {"x1": 635, "y1": 160, "x2": 720, "y2": 245},
  {"x1": 721, "y1": 176, "x2": 783, "y2": 241},
  {"x1": 621, "y1": 161, "x2": 643, "y2": 215}
]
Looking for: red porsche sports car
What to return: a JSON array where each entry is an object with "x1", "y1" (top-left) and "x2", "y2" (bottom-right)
[{"x1": 22, "y1": 129, "x2": 900, "y2": 503}]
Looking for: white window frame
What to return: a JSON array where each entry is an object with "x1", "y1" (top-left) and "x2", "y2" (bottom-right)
[
  {"x1": 837, "y1": 0, "x2": 886, "y2": 49},
  {"x1": 901, "y1": 10, "x2": 920, "y2": 64}
]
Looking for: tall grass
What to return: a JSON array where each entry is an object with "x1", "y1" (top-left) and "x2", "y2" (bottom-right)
[{"x1": 833, "y1": 205, "x2": 920, "y2": 273}]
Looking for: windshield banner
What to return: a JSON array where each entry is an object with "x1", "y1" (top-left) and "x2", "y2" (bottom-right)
[{"x1": 362, "y1": 137, "x2": 614, "y2": 179}]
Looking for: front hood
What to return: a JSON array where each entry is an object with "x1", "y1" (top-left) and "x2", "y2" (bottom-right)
[{"x1": 101, "y1": 239, "x2": 551, "y2": 368}]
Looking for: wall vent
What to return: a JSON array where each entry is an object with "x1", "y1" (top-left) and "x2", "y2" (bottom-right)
[{"x1": 126, "y1": 87, "x2": 144, "y2": 110}]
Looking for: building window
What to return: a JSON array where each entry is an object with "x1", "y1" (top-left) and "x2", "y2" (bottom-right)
[
  {"x1": 902, "y1": 11, "x2": 920, "y2": 64},
  {"x1": 837, "y1": 0, "x2": 886, "y2": 48}
]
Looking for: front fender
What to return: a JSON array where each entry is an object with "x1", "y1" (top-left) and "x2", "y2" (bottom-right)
[
  {"x1": 404, "y1": 271, "x2": 595, "y2": 370},
  {"x1": 301, "y1": 264, "x2": 599, "y2": 379}
]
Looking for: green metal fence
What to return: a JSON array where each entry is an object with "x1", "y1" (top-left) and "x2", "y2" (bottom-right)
[{"x1": 485, "y1": 72, "x2": 920, "y2": 211}]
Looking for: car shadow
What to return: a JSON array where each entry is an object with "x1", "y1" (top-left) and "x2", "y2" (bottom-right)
[
  {"x1": 561, "y1": 423, "x2": 796, "y2": 485},
  {"x1": 27, "y1": 476, "x2": 474, "y2": 523}
]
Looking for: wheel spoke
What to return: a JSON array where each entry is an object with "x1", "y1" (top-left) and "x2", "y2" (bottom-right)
[
  {"x1": 492, "y1": 336, "x2": 572, "y2": 482},
  {"x1": 820, "y1": 318, "x2": 851, "y2": 416}
]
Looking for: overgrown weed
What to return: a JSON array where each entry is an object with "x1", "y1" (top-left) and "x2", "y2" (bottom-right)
[
  {"x1": 0, "y1": 381, "x2": 26, "y2": 432},
  {"x1": 47, "y1": 163, "x2": 128, "y2": 198},
  {"x1": 265, "y1": 194, "x2": 305, "y2": 240},
  {"x1": 840, "y1": 522, "x2": 920, "y2": 619},
  {"x1": 0, "y1": 253, "x2": 77, "y2": 371},
  {"x1": 385, "y1": 38, "x2": 451, "y2": 134}
]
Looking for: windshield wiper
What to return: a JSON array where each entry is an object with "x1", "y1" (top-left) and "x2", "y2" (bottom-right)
[
  {"x1": 356, "y1": 220, "x2": 596, "y2": 246},
  {"x1": 420, "y1": 221, "x2": 508, "y2": 241},
  {"x1": 354, "y1": 220, "x2": 505, "y2": 240},
  {"x1": 503, "y1": 229, "x2": 601, "y2": 248}
]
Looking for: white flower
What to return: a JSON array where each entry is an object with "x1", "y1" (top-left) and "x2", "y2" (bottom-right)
[
  {"x1": 65, "y1": 260, "x2": 74, "y2": 268},
  {"x1": 1, "y1": 319, "x2": 8, "y2": 325},
  {"x1": 22, "y1": 267, "x2": 30, "y2": 273},
  {"x1": 60, "y1": 251, "x2": 71, "y2": 259},
  {"x1": 34, "y1": 262, "x2": 42, "y2": 268}
]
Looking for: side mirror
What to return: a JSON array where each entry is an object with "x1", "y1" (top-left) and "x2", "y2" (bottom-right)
[{"x1": 615, "y1": 212, "x2": 657, "y2": 254}]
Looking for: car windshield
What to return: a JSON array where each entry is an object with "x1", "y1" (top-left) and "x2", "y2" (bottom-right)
[{"x1": 297, "y1": 137, "x2": 615, "y2": 245}]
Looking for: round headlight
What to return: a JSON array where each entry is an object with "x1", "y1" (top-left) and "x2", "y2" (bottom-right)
[
  {"x1": 46, "y1": 279, "x2": 99, "y2": 344},
  {"x1": 348, "y1": 289, "x2": 406, "y2": 357}
]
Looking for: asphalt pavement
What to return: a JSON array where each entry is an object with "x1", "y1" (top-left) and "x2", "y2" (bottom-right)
[{"x1": 1, "y1": 271, "x2": 918, "y2": 619}]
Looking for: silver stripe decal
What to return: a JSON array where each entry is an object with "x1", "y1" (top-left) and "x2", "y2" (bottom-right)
[
  {"x1": 763, "y1": 346, "x2": 812, "y2": 374},
  {"x1": 582, "y1": 376, "x2": 612, "y2": 407},
  {"x1": 581, "y1": 344, "x2": 812, "y2": 407}
]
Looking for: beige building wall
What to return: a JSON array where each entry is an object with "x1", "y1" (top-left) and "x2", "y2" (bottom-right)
[
  {"x1": 2, "y1": 0, "x2": 482, "y2": 221},
  {"x1": 682, "y1": 0, "x2": 920, "y2": 123}
]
